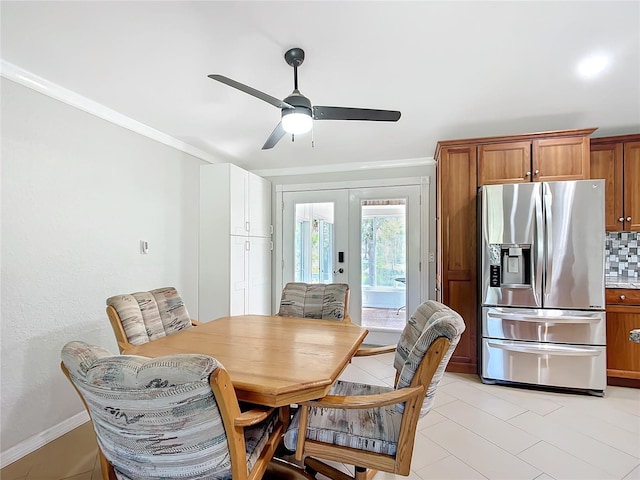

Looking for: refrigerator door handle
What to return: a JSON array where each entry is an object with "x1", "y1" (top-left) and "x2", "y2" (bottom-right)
[
  {"x1": 487, "y1": 312, "x2": 602, "y2": 324},
  {"x1": 543, "y1": 183, "x2": 553, "y2": 297},
  {"x1": 486, "y1": 341, "x2": 603, "y2": 356}
]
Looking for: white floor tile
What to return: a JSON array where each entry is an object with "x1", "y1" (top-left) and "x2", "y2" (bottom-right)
[
  {"x1": 517, "y1": 441, "x2": 613, "y2": 480},
  {"x1": 410, "y1": 431, "x2": 451, "y2": 471},
  {"x1": 337, "y1": 363, "x2": 388, "y2": 386},
  {"x1": 470, "y1": 381, "x2": 564, "y2": 416},
  {"x1": 351, "y1": 355, "x2": 397, "y2": 380},
  {"x1": 418, "y1": 410, "x2": 449, "y2": 430},
  {"x1": 436, "y1": 400, "x2": 538, "y2": 455},
  {"x1": 509, "y1": 411, "x2": 639, "y2": 478},
  {"x1": 623, "y1": 464, "x2": 640, "y2": 479},
  {"x1": 414, "y1": 455, "x2": 488, "y2": 480},
  {"x1": 545, "y1": 405, "x2": 640, "y2": 458},
  {"x1": 422, "y1": 419, "x2": 541, "y2": 480},
  {"x1": 439, "y1": 380, "x2": 527, "y2": 421}
]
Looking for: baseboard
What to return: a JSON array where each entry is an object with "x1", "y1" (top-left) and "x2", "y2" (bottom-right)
[{"x1": 0, "y1": 411, "x2": 90, "y2": 468}]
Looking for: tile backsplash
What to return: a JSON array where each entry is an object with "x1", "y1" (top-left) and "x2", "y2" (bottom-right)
[{"x1": 605, "y1": 232, "x2": 639, "y2": 278}]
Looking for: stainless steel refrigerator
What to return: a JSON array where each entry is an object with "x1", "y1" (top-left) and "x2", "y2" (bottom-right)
[{"x1": 479, "y1": 179, "x2": 606, "y2": 395}]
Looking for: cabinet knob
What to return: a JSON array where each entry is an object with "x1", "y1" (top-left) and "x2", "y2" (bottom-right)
[
  {"x1": 619, "y1": 217, "x2": 625, "y2": 222},
  {"x1": 620, "y1": 295, "x2": 626, "y2": 301},
  {"x1": 525, "y1": 171, "x2": 531, "y2": 177},
  {"x1": 627, "y1": 216, "x2": 632, "y2": 222},
  {"x1": 534, "y1": 169, "x2": 540, "y2": 175}
]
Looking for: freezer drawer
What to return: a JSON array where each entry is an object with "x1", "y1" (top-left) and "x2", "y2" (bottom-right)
[
  {"x1": 482, "y1": 307, "x2": 606, "y2": 345},
  {"x1": 482, "y1": 339, "x2": 606, "y2": 391}
]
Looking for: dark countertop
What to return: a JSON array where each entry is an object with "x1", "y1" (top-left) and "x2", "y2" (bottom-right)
[{"x1": 605, "y1": 277, "x2": 640, "y2": 289}]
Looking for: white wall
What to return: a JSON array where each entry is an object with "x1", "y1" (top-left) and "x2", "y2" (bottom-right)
[{"x1": 0, "y1": 79, "x2": 205, "y2": 456}]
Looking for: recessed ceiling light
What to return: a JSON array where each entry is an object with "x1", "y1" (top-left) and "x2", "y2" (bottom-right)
[{"x1": 577, "y1": 54, "x2": 610, "y2": 79}]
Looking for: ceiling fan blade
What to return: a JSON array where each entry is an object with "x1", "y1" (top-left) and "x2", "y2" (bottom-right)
[
  {"x1": 262, "y1": 122, "x2": 286, "y2": 150},
  {"x1": 208, "y1": 74, "x2": 294, "y2": 109},
  {"x1": 313, "y1": 106, "x2": 401, "y2": 122}
]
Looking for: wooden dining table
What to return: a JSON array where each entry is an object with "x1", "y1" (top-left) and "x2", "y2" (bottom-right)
[{"x1": 123, "y1": 315, "x2": 369, "y2": 407}]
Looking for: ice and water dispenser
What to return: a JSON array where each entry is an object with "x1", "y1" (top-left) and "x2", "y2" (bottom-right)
[{"x1": 489, "y1": 244, "x2": 531, "y2": 288}]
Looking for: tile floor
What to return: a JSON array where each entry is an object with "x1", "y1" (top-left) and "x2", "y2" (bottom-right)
[{"x1": 2, "y1": 353, "x2": 639, "y2": 480}]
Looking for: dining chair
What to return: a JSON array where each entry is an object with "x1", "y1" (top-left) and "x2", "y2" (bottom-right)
[
  {"x1": 277, "y1": 283, "x2": 351, "y2": 322},
  {"x1": 106, "y1": 286, "x2": 201, "y2": 352},
  {"x1": 282, "y1": 300, "x2": 466, "y2": 479},
  {"x1": 61, "y1": 341, "x2": 312, "y2": 480}
]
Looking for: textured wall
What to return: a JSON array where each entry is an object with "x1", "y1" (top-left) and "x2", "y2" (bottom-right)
[{"x1": 1, "y1": 79, "x2": 204, "y2": 453}]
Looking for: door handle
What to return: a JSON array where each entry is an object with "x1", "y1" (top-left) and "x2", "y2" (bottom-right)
[
  {"x1": 333, "y1": 268, "x2": 344, "y2": 274},
  {"x1": 627, "y1": 216, "x2": 632, "y2": 222}
]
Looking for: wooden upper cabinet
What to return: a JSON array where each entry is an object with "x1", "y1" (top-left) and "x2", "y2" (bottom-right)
[
  {"x1": 624, "y1": 141, "x2": 640, "y2": 231},
  {"x1": 457, "y1": 128, "x2": 595, "y2": 186},
  {"x1": 590, "y1": 134, "x2": 640, "y2": 232},
  {"x1": 533, "y1": 135, "x2": 591, "y2": 181},
  {"x1": 478, "y1": 141, "x2": 531, "y2": 185},
  {"x1": 590, "y1": 142, "x2": 623, "y2": 231}
]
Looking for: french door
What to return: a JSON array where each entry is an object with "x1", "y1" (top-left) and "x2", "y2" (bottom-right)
[{"x1": 278, "y1": 180, "x2": 426, "y2": 345}]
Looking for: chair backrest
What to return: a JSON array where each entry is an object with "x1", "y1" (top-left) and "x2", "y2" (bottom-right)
[
  {"x1": 278, "y1": 283, "x2": 350, "y2": 321},
  {"x1": 61, "y1": 341, "x2": 235, "y2": 479},
  {"x1": 106, "y1": 286, "x2": 193, "y2": 351},
  {"x1": 393, "y1": 300, "x2": 466, "y2": 417}
]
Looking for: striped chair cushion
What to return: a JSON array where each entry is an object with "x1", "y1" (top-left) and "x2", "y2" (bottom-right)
[
  {"x1": 61, "y1": 341, "x2": 277, "y2": 479},
  {"x1": 393, "y1": 300, "x2": 466, "y2": 417},
  {"x1": 106, "y1": 287, "x2": 192, "y2": 346},
  {"x1": 283, "y1": 381, "x2": 402, "y2": 456},
  {"x1": 278, "y1": 283, "x2": 348, "y2": 321}
]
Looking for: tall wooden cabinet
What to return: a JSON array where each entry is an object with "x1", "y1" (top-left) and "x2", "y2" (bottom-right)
[
  {"x1": 200, "y1": 163, "x2": 272, "y2": 321},
  {"x1": 590, "y1": 134, "x2": 640, "y2": 232},
  {"x1": 435, "y1": 128, "x2": 595, "y2": 374}
]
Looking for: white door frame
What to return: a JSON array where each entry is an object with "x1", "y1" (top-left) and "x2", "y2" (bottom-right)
[{"x1": 274, "y1": 177, "x2": 430, "y2": 328}]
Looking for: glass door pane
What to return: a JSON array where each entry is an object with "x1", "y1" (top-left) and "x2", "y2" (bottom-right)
[
  {"x1": 294, "y1": 203, "x2": 334, "y2": 283},
  {"x1": 360, "y1": 200, "x2": 407, "y2": 330}
]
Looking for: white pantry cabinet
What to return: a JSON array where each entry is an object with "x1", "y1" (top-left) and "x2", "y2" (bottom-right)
[{"x1": 200, "y1": 163, "x2": 272, "y2": 321}]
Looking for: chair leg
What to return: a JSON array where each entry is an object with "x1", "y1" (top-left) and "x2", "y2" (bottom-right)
[
  {"x1": 355, "y1": 466, "x2": 378, "y2": 480},
  {"x1": 304, "y1": 457, "x2": 353, "y2": 480}
]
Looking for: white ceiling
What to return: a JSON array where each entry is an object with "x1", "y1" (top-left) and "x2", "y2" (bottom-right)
[{"x1": 2, "y1": 1, "x2": 639, "y2": 172}]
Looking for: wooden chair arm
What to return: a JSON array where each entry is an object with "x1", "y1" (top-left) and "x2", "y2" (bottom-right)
[
  {"x1": 354, "y1": 344, "x2": 396, "y2": 356},
  {"x1": 299, "y1": 386, "x2": 424, "y2": 410},
  {"x1": 235, "y1": 407, "x2": 276, "y2": 427}
]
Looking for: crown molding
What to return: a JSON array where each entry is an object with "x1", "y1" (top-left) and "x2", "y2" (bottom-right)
[
  {"x1": 0, "y1": 59, "x2": 220, "y2": 164},
  {"x1": 251, "y1": 156, "x2": 435, "y2": 177}
]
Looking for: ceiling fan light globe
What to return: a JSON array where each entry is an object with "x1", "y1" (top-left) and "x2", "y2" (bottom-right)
[{"x1": 282, "y1": 111, "x2": 312, "y2": 135}]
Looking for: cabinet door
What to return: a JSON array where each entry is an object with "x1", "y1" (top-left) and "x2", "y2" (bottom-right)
[
  {"x1": 533, "y1": 136, "x2": 590, "y2": 181},
  {"x1": 248, "y1": 173, "x2": 272, "y2": 237},
  {"x1": 605, "y1": 305, "x2": 640, "y2": 382},
  {"x1": 590, "y1": 143, "x2": 624, "y2": 231},
  {"x1": 247, "y1": 237, "x2": 272, "y2": 315},
  {"x1": 478, "y1": 141, "x2": 532, "y2": 185},
  {"x1": 624, "y1": 141, "x2": 640, "y2": 231},
  {"x1": 230, "y1": 236, "x2": 248, "y2": 316},
  {"x1": 437, "y1": 145, "x2": 477, "y2": 373},
  {"x1": 230, "y1": 167, "x2": 249, "y2": 236}
]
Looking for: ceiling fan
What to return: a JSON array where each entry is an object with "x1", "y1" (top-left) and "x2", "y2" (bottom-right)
[{"x1": 208, "y1": 47, "x2": 401, "y2": 150}]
